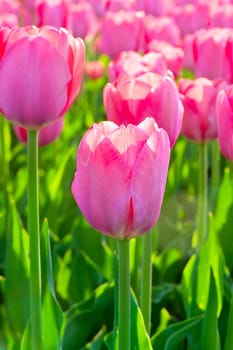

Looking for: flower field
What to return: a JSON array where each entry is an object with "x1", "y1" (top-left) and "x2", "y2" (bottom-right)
[{"x1": 1, "y1": 1, "x2": 233, "y2": 350}]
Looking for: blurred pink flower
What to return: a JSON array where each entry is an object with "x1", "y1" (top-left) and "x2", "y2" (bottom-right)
[
  {"x1": 97, "y1": 10, "x2": 145, "y2": 58},
  {"x1": 108, "y1": 50, "x2": 167, "y2": 82},
  {"x1": 36, "y1": 0, "x2": 69, "y2": 28},
  {"x1": 85, "y1": 60, "x2": 105, "y2": 80},
  {"x1": 14, "y1": 118, "x2": 64, "y2": 146},
  {"x1": 143, "y1": 15, "x2": 182, "y2": 47},
  {"x1": 67, "y1": 2, "x2": 99, "y2": 41},
  {"x1": 104, "y1": 71, "x2": 183, "y2": 147},
  {"x1": 216, "y1": 86, "x2": 233, "y2": 161},
  {"x1": 146, "y1": 39, "x2": 184, "y2": 77},
  {"x1": 179, "y1": 77, "x2": 227, "y2": 142},
  {"x1": 193, "y1": 27, "x2": 232, "y2": 81},
  {"x1": 135, "y1": 0, "x2": 169, "y2": 16},
  {"x1": 168, "y1": 3, "x2": 211, "y2": 37},
  {"x1": 104, "y1": 0, "x2": 136, "y2": 12},
  {"x1": 210, "y1": 4, "x2": 233, "y2": 28},
  {"x1": 0, "y1": 25, "x2": 85, "y2": 129},
  {"x1": 0, "y1": 13, "x2": 18, "y2": 27},
  {"x1": 71, "y1": 117, "x2": 170, "y2": 239}
]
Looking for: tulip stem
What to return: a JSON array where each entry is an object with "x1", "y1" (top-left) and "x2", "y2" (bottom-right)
[
  {"x1": 131, "y1": 236, "x2": 142, "y2": 297},
  {"x1": 211, "y1": 140, "x2": 220, "y2": 189},
  {"x1": 28, "y1": 130, "x2": 43, "y2": 350},
  {"x1": 140, "y1": 230, "x2": 152, "y2": 334},
  {"x1": 197, "y1": 142, "x2": 208, "y2": 248},
  {"x1": 118, "y1": 239, "x2": 130, "y2": 350}
]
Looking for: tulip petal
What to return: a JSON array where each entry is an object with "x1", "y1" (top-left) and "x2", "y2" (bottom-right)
[{"x1": 0, "y1": 36, "x2": 71, "y2": 128}]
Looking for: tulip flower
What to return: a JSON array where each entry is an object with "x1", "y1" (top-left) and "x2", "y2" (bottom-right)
[
  {"x1": 108, "y1": 51, "x2": 167, "y2": 82},
  {"x1": 0, "y1": 25, "x2": 85, "y2": 129},
  {"x1": 97, "y1": 10, "x2": 145, "y2": 59},
  {"x1": 143, "y1": 15, "x2": 182, "y2": 47},
  {"x1": 178, "y1": 77, "x2": 227, "y2": 142},
  {"x1": 13, "y1": 118, "x2": 64, "y2": 147},
  {"x1": 67, "y1": 2, "x2": 99, "y2": 41},
  {"x1": 36, "y1": 0, "x2": 69, "y2": 28},
  {"x1": 104, "y1": 71, "x2": 183, "y2": 147},
  {"x1": 193, "y1": 27, "x2": 232, "y2": 81},
  {"x1": 216, "y1": 86, "x2": 233, "y2": 161},
  {"x1": 146, "y1": 39, "x2": 184, "y2": 77},
  {"x1": 71, "y1": 117, "x2": 170, "y2": 239}
]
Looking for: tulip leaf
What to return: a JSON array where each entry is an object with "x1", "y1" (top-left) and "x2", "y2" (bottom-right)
[
  {"x1": 197, "y1": 213, "x2": 224, "y2": 316},
  {"x1": 5, "y1": 197, "x2": 30, "y2": 340},
  {"x1": 151, "y1": 315, "x2": 203, "y2": 350},
  {"x1": 62, "y1": 282, "x2": 114, "y2": 350},
  {"x1": 104, "y1": 290, "x2": 152, "y2": 350},
  {"x1": 201, "y1": 270, "x2": 221, "y2": 350},
  {"x1": 214, "y1": 167, "x2": 233, "y2": 268},
  {"x1": 41, "y1": 219, "x2": 63, "y2": 350}
]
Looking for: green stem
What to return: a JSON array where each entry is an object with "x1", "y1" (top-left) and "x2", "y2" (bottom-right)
[
  {"x1": 118, "y1": 239, "x2": 130, "y2": 350},
  {"x1": 211, "y1": 140, "x2": 220, "y2": 189},
  {"x1": 131, "y1": 236, "x2": 142, "y2": 297},
  {"x1": 28, "y1": 130, "x2": 43, "y2": 350},
  {"x1": 197, "y1": 142, "x2": 208, "y2": 248},
  {"x1": 140, "y1": 230, "x2": 153, "y2": 334}
]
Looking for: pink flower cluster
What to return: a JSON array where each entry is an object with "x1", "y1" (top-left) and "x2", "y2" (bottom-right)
[{"x1": 2, "y1": 0, "x2": 233, "y2": 238}]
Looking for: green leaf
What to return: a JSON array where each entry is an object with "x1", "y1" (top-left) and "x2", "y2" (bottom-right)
[
  {"x1": 81, "y1": 326, "x2": 106, "y2": 350},
  {"x1": 223, "y1": 288, "x2": 233, "y2": 350},
  {"x1": 62, "y1": 282, "x2": 114, "y2": 350},
  {"x1": 104, "y1": 291, "x2": 152, "y2": 350},
  {"x1": 201, "y1": 270, "x2": 220, "y2": 350},
  {"x1": 5, "y1": 198, "x2": 30, "y2": 340},
  {"x1": 214, "y1": 167, "x2": 233, "y2": 231},
  {"x1": 41, "y1": 219, "x2": 64, "y2": 350},
  {"x1": 151, "y1": 315, "x2": 203, "y2": 350},
  {"x1": 181, "y1": 255, "x2": 199, "y2": 317},
  {"x1": 197, "y1": 213, "x2": 224, "y2": 316}
]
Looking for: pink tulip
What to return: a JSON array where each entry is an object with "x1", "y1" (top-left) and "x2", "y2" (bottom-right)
[
  {"x1": 36, "y1": 0, "x2": 69, "y2": 28},
  {"x1": 179, "y1": 77, "x2": 227, "y2": 142},
  {"x1": 67, "y1": 2, "x2": 99, "y2": 41},
  {"x1": 193, "y1": 27, "x2": 232, "y2": 81},
  {"x1": 85, "y1": 60, "x2": 105, "y2": 80},
  {"x1": 104, "y1": 0, "x2": 136, "y2": 12},
  {"x1": 103, "y1": 71, "x2": 183, "y2": 147},
  {"x1": 97, "y1": 10, "x2": 145, "y2": 59},
  {"x1": 216, "y1": 86, "x2": 233, "y2": 161},
  {"x1": 146, "y1": 39, "x2": 184, "y2": 77},
  {"x1": 14, "y1": 118, "x2": 64, "y2": 147},
  {"x1": 135, "y1": 0, "x2": 169, "y2": 16},
  {"x1": 71, "y1": 117, "x2": 170, "y2": 239},
  {"x1": 143, "y1": 15, "x2": 182, "y2": 47},
  {"x1": 0, "y1": 26, "x2": 85, "y2": 129},
  {"x1": 168, "y1": 3, "x2": 210, "y2": 37},
  {"x1": 108, "y1": 51, "x2": 167, "y2": 82},
  {"x1": 210, "y1": 4, "x2": 233, "y2": 28}
]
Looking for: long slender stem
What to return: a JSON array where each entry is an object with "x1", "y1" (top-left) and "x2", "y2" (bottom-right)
[
  {"x1": 140, "y1": 230, "x2": 153, "y2": 334},
  {"x1": 197, "y1": 142, "x2": 208, "y2": 248},
  {"x1": 118, "y1": 239, "x2": 130, "y2": 350},
  {"x1": 211, "y1": 140, "x2": 220, "y2": 189},
  {"x1": 28, "y1": 130, "x2": 43, "y2": 350},
  {"x1": 131, "y1": 235, "x2": 142, "y2": 297}
]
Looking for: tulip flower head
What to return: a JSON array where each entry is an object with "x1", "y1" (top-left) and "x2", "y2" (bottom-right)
[
  {"x1": 72, "y1": 117, "x2": 170, "y2": 239},
  {"x1": 0, "y1": 25, "x2": 85, "y2": 129},
  {"x1": 216, "y1": 86, "x2": 233, "y2": 161},
  {"x1": 104, "y1": 71, "x2": 183, "y2": 147},
  {"x1": 179, "y1": 77, "x2": 227, "y2": 142}
]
